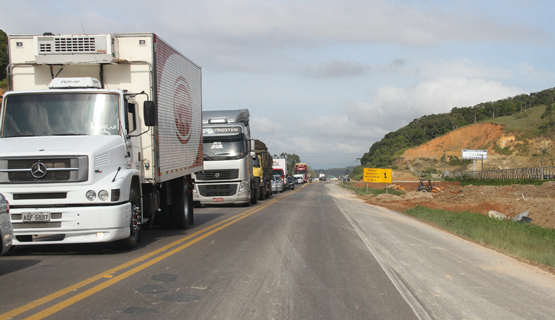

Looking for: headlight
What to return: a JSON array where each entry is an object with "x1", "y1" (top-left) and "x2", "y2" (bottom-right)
[
  {"x1": 238, "y1": 181, "x2": 247, "y2": 193},
  {"x1": 98, "y1": 190, "x2": 109, "y2": 201},
  {"x1": 86, "y1": 190, "x2": 96, "y2": 201}
]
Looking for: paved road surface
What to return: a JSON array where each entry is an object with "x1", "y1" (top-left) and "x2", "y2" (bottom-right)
[{"x1": 1, "y1": 182, "x2": 554, "y2": 319}]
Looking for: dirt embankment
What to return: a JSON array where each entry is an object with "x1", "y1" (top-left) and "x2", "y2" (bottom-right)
[
  {"x1": 360, "y1": 123, "x2": 555, "y2": 228},
  {"x1": 358, "y1": 180, "x2": 555, "y2": 229},
  {"x1": 402, "y1": 123, "x2": 507, "y2": 160},
  {"x1": 398, "y1": 122, "x2": 553, "y2": 171},
  {"x1": 358, "y1": 122, "x2": 555, "y2": 229}
]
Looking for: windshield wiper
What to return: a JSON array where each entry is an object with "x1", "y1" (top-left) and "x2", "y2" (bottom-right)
[
  {"x1": 52, "y1": 133, "x2": 88, "y2": 136},
  {"x1": 4, "y1": 134, "x2": 40, "y2": 138},
  {"x1": 203, "y1": 154, "x2": 214, "y2": 160}
]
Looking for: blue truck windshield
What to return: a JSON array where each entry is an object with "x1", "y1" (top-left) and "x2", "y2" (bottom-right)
[{"x1": 1, "y1": 93, "x2": 120, "y2": 138}]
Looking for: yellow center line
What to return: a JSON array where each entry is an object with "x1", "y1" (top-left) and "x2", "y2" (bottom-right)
[{"x1": 2, "y1": 188, "x2": 302, "y2": 320}]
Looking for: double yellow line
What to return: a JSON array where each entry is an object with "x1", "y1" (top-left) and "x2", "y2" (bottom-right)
[{"x1": 1, "y1": 186, "x2": 305, "y2": 320}]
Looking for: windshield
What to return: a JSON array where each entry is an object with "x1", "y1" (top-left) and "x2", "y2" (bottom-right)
[
  {"x1": 2, "y1": 93, "x2": 120, "y2": 137},
  {"x1": 203, "y1": 136, "x2": 246, "y2": 160}
]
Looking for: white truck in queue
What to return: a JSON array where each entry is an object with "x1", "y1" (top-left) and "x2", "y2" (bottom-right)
[
  {"x1": 0, "y1": 33, "x2": 202, "y2": 249},
  {"x1": 272, "y1": 159, "x2": 287, "y2": 181},
  {"x1": 192, "y1": 110, "x2": 258, "y2": 206}
]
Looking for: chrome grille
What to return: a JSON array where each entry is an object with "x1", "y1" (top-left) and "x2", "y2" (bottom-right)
[
  {"x1": 198, "y1": 184, "x2": 237, "y2": 197},
  {"x1": 195, "y1": 169, "x2": 239, "y2": 181},
  {"x1": 0, "y1": 156, "x2": 88, "y2": 184}
]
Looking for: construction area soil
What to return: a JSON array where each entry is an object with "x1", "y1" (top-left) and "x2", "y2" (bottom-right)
[
  {"x1": 357, "y1": 122, "x2": 555, "y2": 229},
  {"x1": 357, "y1": 180, "x2": 555, "y2": 229}
]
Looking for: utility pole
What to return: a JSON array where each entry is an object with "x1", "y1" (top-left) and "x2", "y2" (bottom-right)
[
  {"x1": 443, "y1": 150, "x2": 446, "y2": 180},
  {"x1": 538, "y1": 148, "x2": 547, "y2": 180}
]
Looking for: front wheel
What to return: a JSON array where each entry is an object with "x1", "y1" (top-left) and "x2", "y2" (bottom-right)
[
  {"x1": 114, "y1": 183, "x2": 141, "y2": 250},
  {"x1": 250, "y1": 183, "x2": 258, "y2": 205}
]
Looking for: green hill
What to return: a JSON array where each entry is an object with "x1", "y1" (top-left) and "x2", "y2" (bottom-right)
[{"x1": 354, "y1": 88, "x2": 555, "y2": 180}]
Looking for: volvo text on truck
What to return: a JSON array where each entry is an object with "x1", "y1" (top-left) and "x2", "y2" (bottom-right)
[
  {"x1": 1, "y1": 33, "x2": 202, "y2": 249},
  {"x1": 192, "y1": 110, "x2": 257, "y2": 206}
]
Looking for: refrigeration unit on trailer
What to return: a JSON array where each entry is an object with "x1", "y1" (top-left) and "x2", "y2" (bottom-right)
[{"x1": 1, "y1": 33, "x2": 203, "y2": 249}]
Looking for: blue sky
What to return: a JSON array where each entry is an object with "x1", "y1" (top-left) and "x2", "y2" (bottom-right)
[{"x1": 2, "y1": 0, "x2": 554, "y2": 169}]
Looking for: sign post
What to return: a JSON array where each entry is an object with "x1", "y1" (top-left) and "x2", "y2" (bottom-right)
[
  {"x1": 363, "y1": 168, "x2": 393, "y2": 192},
  {"x1": 462, "y1": 150, "x2": 488, "y2": 178}
]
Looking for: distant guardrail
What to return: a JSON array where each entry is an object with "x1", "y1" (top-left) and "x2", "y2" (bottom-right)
[{"x1": 449, "y1": 166, "x2": 555, "y2": 180}]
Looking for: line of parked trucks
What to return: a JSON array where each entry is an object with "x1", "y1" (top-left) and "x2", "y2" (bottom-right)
[{"x1": 0, "y1": 32, "x2": 308, "y2": 253}]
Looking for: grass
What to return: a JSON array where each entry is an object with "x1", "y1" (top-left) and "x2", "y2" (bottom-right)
[
  {"x1": 338, "y1": 182, "x2": 404, "y2": 196},
  {"x1": 339, "y1": 181, "x2": 555, "y2": 270},
  {"x1": 405, "y1": 206, "x2": 555, "y2": 269},
  {"x1": 487, "y1": 104, "x2": 546, "y2": 137}
]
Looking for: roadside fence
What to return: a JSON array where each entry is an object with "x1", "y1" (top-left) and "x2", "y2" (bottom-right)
[{"x1": 449, "y1": 166, "x2": 555, "y2": 180}]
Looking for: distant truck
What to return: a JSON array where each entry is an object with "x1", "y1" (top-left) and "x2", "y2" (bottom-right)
[
  {"x1": 253, "y1": 140, "x2": 273, "y2": 200},
  {"x1": 1, "y1": 33, "x2": 202, "y2": 249},
  {"x1": 272, "y1": 159, "x2": 287, "y2": 181},
  {"x1": 295, "y1": 163, "x2": 308, "y2": 183},
  {"x1": 192, "y1": 110, "x2": 258, "y2": 206},
  {"x1": 319, "y1": 173, "x2": 326, "y2": 181}
]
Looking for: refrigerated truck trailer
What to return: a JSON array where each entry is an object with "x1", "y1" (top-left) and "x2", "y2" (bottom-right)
[{"x1": 0, "y1": 33, "x2": 202, "y2": 249}]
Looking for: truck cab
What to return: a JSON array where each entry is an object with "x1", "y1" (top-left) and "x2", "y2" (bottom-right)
[{"x1": 192, "y1": 110, "x2": 257, "y2": 206}]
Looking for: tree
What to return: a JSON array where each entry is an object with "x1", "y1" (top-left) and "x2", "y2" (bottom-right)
[
  {"x1": 0, "y1": 29, "x2": 8, "y2": 87},
  {"x1": 273, "y1": 152, "x2": 301, "y2": 175}
]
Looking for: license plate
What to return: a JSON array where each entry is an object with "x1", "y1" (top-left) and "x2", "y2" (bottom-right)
[
  {"x1": 22, "y1": 212, "x2": 51, "y2": 222},
  {"x1": 213, "y1": 198, "x2": 224, "y2": 202}
]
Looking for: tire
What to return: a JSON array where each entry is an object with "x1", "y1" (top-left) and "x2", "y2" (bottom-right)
[
  {"x1": 172, "y1": 179, "x2": 190, "y2": 229},
  {"x1": 250, "y1": 183, "x2": 258, "y2": 205},
  {"x1": 193, "y1": 201, "x2": 202, "y2": 208},
  {"x1": 114, "y1": 182, "x2": 140, "y2": 250}
]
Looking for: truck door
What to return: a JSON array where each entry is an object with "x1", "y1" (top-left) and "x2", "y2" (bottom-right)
[{"x1": 125, "y1": 102, "x2": 143, "y2": 173}]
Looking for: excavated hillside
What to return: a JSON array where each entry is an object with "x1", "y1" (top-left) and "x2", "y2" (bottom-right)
[
  {"x1": 360, "y1": 123, "x2": 555, "y2": 229},
  {"x1": 399, "y1": 123, "x2": 553, "y2": 172}
]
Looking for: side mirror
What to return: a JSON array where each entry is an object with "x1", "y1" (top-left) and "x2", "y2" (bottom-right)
[
  {"x1": 250, "y1": 140, "x2": 256, "y2": 159},
  {"x1": 143, "y1": 101, "x2": 156, "y2": 126}
]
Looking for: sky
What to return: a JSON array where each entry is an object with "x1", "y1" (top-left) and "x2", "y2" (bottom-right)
[{"x1": 2, "y1": 0, "x2": 554, "y2": 169}]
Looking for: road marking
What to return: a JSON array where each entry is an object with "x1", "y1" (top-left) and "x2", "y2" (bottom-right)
[{"x1": 1, "y1": 188, "x2": 304, "y2": 320}]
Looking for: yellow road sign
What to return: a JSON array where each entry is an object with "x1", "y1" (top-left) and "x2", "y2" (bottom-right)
[{"x1": 363, "y1": 168, "x2": 392, "y2": 183}]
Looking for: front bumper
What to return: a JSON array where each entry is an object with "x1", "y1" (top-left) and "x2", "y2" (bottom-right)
[
  {"x1": 10, "y1": 202, "x2": 131, "y2": 245},
  {"x1": 193, "y1": 182, "x2": 250, "y2": 204}
]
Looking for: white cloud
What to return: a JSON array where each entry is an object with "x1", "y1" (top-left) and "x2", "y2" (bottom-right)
[
  {"x1": 251, "y1": 116, "x2": 286, "y2": 135},
  {"x1": 347, "y1": 77, "x2": 523, "y2": 131}
]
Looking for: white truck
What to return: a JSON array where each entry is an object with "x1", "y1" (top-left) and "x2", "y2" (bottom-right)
[
  {"x1": 272, "y1": 159, "x2": 287, "y2": 181},
  {"x1": 192, "y1": 110, "x2": 257, "y2": 206},
  {"x1": 0, "y1": 33, "x2": 202, "y2": 249}
]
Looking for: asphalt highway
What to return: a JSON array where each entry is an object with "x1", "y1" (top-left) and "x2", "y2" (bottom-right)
[{"x1": 1, "y1": 182, "x2": 554, "y2": 319}]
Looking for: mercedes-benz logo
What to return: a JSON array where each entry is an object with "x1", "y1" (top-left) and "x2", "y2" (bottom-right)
[
  {"x1": 215, "y1": 173, "x2": 220, "y2": 179},
  {"x1": 31, "y1": 162, "x2": 48, "y2": 179}
]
